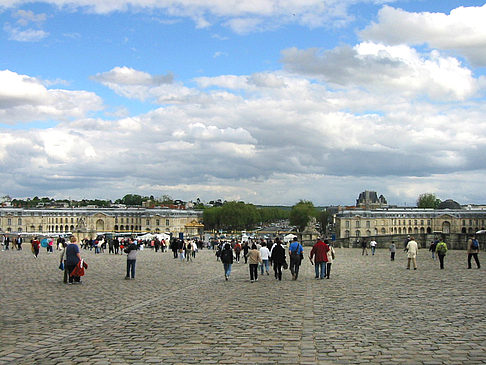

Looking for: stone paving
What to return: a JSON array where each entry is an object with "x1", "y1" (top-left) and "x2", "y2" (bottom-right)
[{"x1": 0, "y1": 246, "x2": 485, "y2": 364}]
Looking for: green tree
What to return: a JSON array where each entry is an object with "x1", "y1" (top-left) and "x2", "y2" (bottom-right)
[
  {"x1": 316, "y1": 210, "x2": 331, "y2": 234},
  {"x1": 289, "y1": 200, "x2": 317, "y2": 231},
  {"x1": 417, "y1": 193, "x2": 441, "y2": 209}
]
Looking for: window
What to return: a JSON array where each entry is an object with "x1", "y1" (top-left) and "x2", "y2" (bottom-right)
[
  {"x1": 166, "y1": 219, "x2": 170, "y2": 226},
  {"x1": 366, "y1": 221, "x2": 370, "y2": 228},
  {"x1": 345, "y1": 221, "x2": 350, "y2": 228},
  {"x1": 18, "y1": 218, "x2": 22, "y2": 225},
  {"x1": 156, "y1": 219, "x2": 160, "y2": 226},
  {"x1": 420, "y1": 220, "x2": 424, "y2": 226},
  {"x1": 462, "y1": 220, "x2": 466, "y2": 226},
  {"x1": 146, "y1": 220, "x2": 150, "y2": 226},
  {"x1": 7, "y1": 218, "x2": 11, "y2": 225}
]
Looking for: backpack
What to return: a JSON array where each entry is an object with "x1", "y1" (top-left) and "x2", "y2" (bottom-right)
[
  {"x1": 471, "y1": 239, "x2": 479, "y2": 250},
  {"x1": 221, "y1": 249, "x2": 232, "y2": 263},
  {"x1": 436, "y1": 242, "x2": 447, "y2": 254}
]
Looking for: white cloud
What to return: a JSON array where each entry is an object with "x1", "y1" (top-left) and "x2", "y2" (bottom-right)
[
  {"x1": 3, "y1": 64, "x2": 486, "y2": 205},
  {"x1": 360, "y1": 4, "x2": 486, "y2": 66},
  {"x1": 281, "y1": 42, "x2": 479, "y2": 101},
  {"x1": 0, "y1": 0, "x2": 369, "y2": 33},
  {"x1": 4, "y1": 23, "x2": 49, "y2": 41},
  {"x1": 0, "y1": 69, "x2": 103, "y2": 123}
]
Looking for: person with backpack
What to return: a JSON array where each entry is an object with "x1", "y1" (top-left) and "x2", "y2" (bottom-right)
[
  {"x1": 435, "y1": 238, "x2": 448, "y2": 270},
  {"x1": 220, "y1": 243, "x2": 234, "y2": 281},
  {"x1": 467, "y1": 235, "x2": 481, "y2": 269},
  {"x1": 124, "y1": 239, "x2": 138, "y2": 279},
  {"x1": 289, "y1": 236, "x2": 304, "y2": 280}
]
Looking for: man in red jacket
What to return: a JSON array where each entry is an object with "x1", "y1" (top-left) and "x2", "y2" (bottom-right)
[{"x1": 309, "y1": 238, "x2": 329, "y2": 279}]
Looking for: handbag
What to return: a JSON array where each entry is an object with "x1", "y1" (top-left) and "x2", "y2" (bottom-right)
[
  {"x1": 59, "y1": 262, "x2": 64, "y2": 270},
  {"x1": 282, "y1": 260, "x2": 288, "y2": 270}
]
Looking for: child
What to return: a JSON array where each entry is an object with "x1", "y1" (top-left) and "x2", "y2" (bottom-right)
[{"x1": 389, "y1": 241, "x2": 396, "y2": 261}]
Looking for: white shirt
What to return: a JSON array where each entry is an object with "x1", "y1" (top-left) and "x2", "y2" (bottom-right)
[
  {"x1": 260, "y1": 246, "x2": 270, "y2": 260},
  {"x1": 370, "y1": 240, "x2": 377, "y2": 247}
]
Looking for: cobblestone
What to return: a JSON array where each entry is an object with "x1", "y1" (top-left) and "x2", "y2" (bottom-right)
[{"x1": 0, "y1": 247, "x2": 485, "y2": 364}]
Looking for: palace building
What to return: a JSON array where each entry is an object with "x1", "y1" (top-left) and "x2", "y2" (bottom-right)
[
  {"x1": 0, "y1": 207, "x2": 203, "y2": 240},
  {"x1": 335, "y1": 208, "x2": 486, "y2": 239}
]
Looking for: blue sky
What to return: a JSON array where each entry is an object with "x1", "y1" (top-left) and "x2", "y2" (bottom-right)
[{"x1": 1, "y1": 1, "x2": 486, "y2": 206}]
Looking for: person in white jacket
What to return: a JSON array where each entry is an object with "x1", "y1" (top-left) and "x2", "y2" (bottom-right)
[
  {"x1": 406, "y1": 237, "x2": 419, "y2": 270},
  {"x1": 326, "y1": 240, "x2": 336, "y2": 279}
]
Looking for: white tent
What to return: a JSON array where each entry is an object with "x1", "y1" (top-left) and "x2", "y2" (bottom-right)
[{"x1": 284, "y1": 234, "x2": 297, "y2": 243}]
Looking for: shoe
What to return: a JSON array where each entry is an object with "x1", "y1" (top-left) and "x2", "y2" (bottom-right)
[
  {"x1": 406, "y1": 268, "x2": 410, "y2": 270},
  {"x1": 250, "y1": 280, "x2": 254, "y2": 283},
  {"x1": 315, "y1": 276, "x2": 319, "y2": 279},
  {"x1": 414, "y1": 268, "x2": 417, "y2": 270},
  {"x1": 266, "y1": 272, "x2": 269, "y2": 275},
  {"x1": 255, "y1": 278, "x2": 258, "y2": 282},
  {"x1": 125, "y1": 276, "x2": 130, "y2": 280}
]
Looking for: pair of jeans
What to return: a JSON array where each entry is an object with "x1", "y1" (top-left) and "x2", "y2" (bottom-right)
[
  {"x1": 249, "y1": 264, "x2": 258, "y2": 281},
  {"x1": 126, "y1": 259, "x2": 136, "y2": 278},
  {"x1": 223, "y1": 263, "x2": 232, "y2": 277},
  {"x1": 290, "y1": 257, "x2": 301, "y2": 279},
  {"x1": 390, "y1": 252, "x2": 395, "y2": 261},
  {"x1": 468, "y1": 253, "x2": 480, "y2": 268},
  {"x1": 371, "y1": 247, "x2": 376, "y2": 255},
  {"x1": 314, "y1": 262, "x2": 326, "y2": 278},
  {"x1": 260, "y1": 259, "x2": 269, "y2": 274}
]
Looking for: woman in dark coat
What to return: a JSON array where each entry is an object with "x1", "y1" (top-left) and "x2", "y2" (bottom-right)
[{"x1": 270, "y1": 241, "x2": 286, "y2": 281}]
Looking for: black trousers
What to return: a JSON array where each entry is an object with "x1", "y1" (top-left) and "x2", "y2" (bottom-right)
[
  {"x1": 290, "y1": 257, "x2": 301, "y2": 279},
  {"x1": 274, "y1": 263, "x2": 283, "y2": 280},
  {"x1": 438, "y1": 254, "x2": 445, "y2": 269},
  {"x1": 326, "y1": 263, "x2": 332, "y2": 278},
  {"x1": 468, "y1": 253, "x2": 480, "y2": 268},
  {"x1": 249, "y1": 264, "x2": 258, "y2": 281}
]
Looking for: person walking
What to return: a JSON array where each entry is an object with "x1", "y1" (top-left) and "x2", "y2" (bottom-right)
[
  {"x1": 124, "y1": 239, "x2": 138, "y2": 279},
  {"x1": 220, "y1": 243, "x2": 234, "y2": 281},
  {"x1": 259, "y1": 243, "x2": 270, "y2": 275},
  {"x1": 66, "y1": 236, "x2": 82, "y2": 284},
  {"x1": 31, "y1": 237, "x2": 41, "y2": 258},
  {"x1": 361, "y1": 239, "x2": 368, "y2": 256},
  {"x1": 270, "y1": 240, "x2": 286, "y2": 281},
  {"x1": 389, "y1": 241, "x2": 396, "y2": 261},
  {"x1": 247, "y1": 243, "x2": 262, "y2": 282},
  {"x1": 370, "y1": 239, "x2": 377, "y2": 255},
  {"x1": 234, "y1": 242, "x2": 242, "y2": 263},
  {"x1": 309, "y1": 237, "x2": 329, "y2": 279},
  {"x1": 406, "y1": 237, "x2": 418, "y2": 270},
  {"x1": 326, "y1": 240, "x2": 336, "y2": 279},
  {"x1": 242, "y1": 242, "x2": 249, "y2": 264},
  {"x1": 435, "y1": 238, "x2": 448, "y2": 270},
  {"x1": 289, "y1": 237, "x2": 304, "y2": 280},
  {"x1": 429, "y1": 240, "x2": 437, "y2": 260},
  {"x1": 467, "y1": 235, "x2": 481, "y2": 269},
  {"x1": 16, "y1": 235, "x2": 23, "y2": 250}
]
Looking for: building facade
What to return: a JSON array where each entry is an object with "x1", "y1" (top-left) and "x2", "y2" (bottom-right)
[
  {"x1": 336, "y1": 208, "x2": 486, "y2": 239},
  {"x1": 0, "y1": 207, "x2": 203, "y2": 240}
]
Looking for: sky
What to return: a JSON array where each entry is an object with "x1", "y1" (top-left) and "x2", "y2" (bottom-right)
[{"x1": 1, "y1": 0, "x2": 486, "y2": 207}]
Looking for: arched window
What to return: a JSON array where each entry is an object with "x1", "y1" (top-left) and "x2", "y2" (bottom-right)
[
  {"x1": 96, "y1": 219, "x2": 105, "y2": 232},
  {"x1": 355, "y1": 230, "x2": 361, "y2": 237}
]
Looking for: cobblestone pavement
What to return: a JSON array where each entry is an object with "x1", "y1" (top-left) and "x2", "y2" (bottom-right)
[{"x1": 0, "y1": 246, "x2": 485, "y2": 364}]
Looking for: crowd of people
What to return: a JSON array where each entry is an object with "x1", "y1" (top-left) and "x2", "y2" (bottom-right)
[
  {"x1": 2, "y1": 232, "x2": 482, "y2": 284},
  {"x1": 215, "y1": 236, "x2": 337, "y2": 282}
]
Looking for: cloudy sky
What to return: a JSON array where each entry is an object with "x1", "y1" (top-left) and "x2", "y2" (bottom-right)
[{"x1": 1, "y1": 1, "x2": 486, "y2": 206}]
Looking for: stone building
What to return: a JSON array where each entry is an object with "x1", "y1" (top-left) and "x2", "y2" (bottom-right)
[
  {"x1": 0, "y1": 207, "x2": 203, "y2": 241},
  {"x1": 356, "y1": 190, "x2": 388, "y2": 209},
  {"x1": 335, "y1": 208, "x2": 486, "y2": 239}
]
